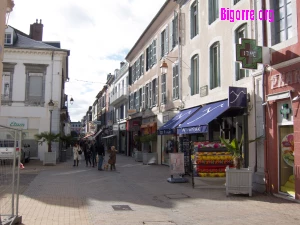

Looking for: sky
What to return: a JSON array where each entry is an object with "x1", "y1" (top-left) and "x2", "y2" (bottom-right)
[{"x1": 8, "y1": 0, "x2": 165, "y2": 122}]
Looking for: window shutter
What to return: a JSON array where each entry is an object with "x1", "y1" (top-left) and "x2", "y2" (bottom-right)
[
  {"x1": 173, "y1": 66, "x2": 176, "y2": 99},
  {"x1": 160, "y1": 32, "x2": 164, "y2": 59},
  {"x1": 165, "y1": 25, "x2": 169, "y2": 55},
  {"x1": 149, "y1": 82, "x2": 152, "y2": 107},
  {"x1": 170, "y1": 21, "x2": 173, "y2": 49},
  {"x1": 146, "y1": 48, "x2": 150, "y2": 71},
  {"x1": 145, "y1": 84, "x2": 148, "y2": 109},
  {"x1": 142, "y1": 86, "x2": 145, "y2": 108},
  {"x1": 129, "y1": 66, "x2": 132, "y2": 85},
  {"x1": 196, "y1": 56, "x2": 199, "y2": 94},
  {"x1": 217, "y1": 42, "x2": 220, "y2": 87},
  {"x1": 132, "y1": 65, "x2": 136, "y2": 83},
  {"x1": 153, "y1": 40, "x2": 157, "y2": 65},
  {"x1": 190, "y1": 59, "x2": 194, "y2": 95},
  {"x1": 176, "y1": 65, "x2": 179, "y2": 99},
  {"x1": 196, "y1": 1, "x2": 199, "y2": 35},
  {"x1": 141, "y1": 54, "x2": 144, "y2": 75},
  {"x1": 155, "y1": 78, "x2": 158, "y2": 106},
  {"x1": 209, "y1": 1, "x2": 212, "y2": 25},
  {"x1": 210, "y1": 47, "x2": 213, "y2": 89}
]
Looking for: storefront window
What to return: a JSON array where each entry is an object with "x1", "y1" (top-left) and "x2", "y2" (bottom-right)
[{"x1": 279, "y1": 125, "x2": 294, "y2": 196}]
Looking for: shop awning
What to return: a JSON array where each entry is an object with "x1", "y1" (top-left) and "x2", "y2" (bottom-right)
[
  {"x1": 83, "y1": 133, "x2": 94, "y2": 139},
  {"x1": 102, "y1": 134, "x2": 116, "y2": 139},
  {"x1": 158, "y1": 106, "x2": 201, "y2": 135},
  {"x1": 177, "y1": 100, "x2": 229, "y2": 135},
  {"x1": 267, "y1": 90, "x2": 291, "y2": 102},
  {"x1": 93, "y1": 129, "x2": 103, "y2": 138}
]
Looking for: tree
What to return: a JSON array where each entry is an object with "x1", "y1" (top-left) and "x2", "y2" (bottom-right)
[
  {"x1": 34, "y1": 132, "x2": 61, "y2": 152},
  {"x1": 60, "y1": 134, "x2": 76, "y2": 148}
]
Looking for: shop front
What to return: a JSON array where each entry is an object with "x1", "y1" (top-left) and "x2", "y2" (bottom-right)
[
  {"x1": 177, "y1": 87, "x2": 248, "y2": 178},
  {"x1": 119, "y1": 122, "x2": 127, "y2": 155},
  {"x1": 126, "y1": 117, "x2": 142, "y2": 156},
  {"x1": 158, "y1": 106, "x2": 201, "y2": 165},
  {"x1": 266, "y1": 63, "x2": 300, "y2": 200}
]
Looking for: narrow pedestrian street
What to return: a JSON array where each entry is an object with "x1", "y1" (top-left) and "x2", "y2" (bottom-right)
[{"x1": 17, "y1": 155, "x2": 300, "y2": 225}]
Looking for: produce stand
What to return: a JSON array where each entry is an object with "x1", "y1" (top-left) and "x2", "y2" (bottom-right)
[{"x1": 191, "y1": 141, "x2": 234, "y2": 188}]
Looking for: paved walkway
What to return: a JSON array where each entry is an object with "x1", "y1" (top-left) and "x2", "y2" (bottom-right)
[{"x1": 16, "y1": 155, "x2": 300, "y2": 225}]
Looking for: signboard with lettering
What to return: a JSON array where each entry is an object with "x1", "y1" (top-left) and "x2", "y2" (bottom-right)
[
  {"x1": 128, "y1": 109, "x2": 137, "y2": 115},
  {"x1": 228, "y1": 86, "x2": 247, "y2": 108},
  {"x1": 113, "y1": 124, "x2": 119, "y2": 131},
  {"x1": 200, "y1": 85, "x2": 208, "y2": 97},
  {"x1": 236, "y1": 38, "x2": 262, "y2": 69},
  {"x1": 7, "y1": 118, "x2": 28, "y2": 129},
  {"x1": 169, "y1": 153, "x2": 185, "y2": 175},
  {"x1": 271, "y1": 70, "x2": 300, "y2": 89}
]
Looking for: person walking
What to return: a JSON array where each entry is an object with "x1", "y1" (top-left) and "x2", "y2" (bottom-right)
[
  {"x1": 73, "y1": 142, "x2": 81, "y2": 167},
  {"x1": 108, "y1": 146, "x2": 117, "y2": 171},
  {"x1": 97, "y1": 141, "x2": 105, "y2": 170},
  {"x1": 85, "y1": 141, "x2": 92, "y2": 167},
  {"x1": 90, "y1": 140, "x2": 97, "y2": 167}
]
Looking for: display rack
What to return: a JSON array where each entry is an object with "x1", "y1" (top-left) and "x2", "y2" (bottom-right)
[
  {"x1": 179, "y1": 137, "x2": 191, "y2": 176},
  {"x1": 191, "y1": 141, "x2": 234, "y2": 188}
]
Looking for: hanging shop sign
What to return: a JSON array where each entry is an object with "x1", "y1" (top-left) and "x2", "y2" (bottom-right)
[
  {"x1": 228, "y1": 86, "x2": 247, "y2": 108},
  {"x1": 119, "y1": 123, "x2": 126, "y2": 131},
  {"x1": 236, "y1": 38, "x2": 262, "y2": 69},
  {"x1": 113, "y1": 124, "x2": 119, "y2": 131},
  {"x1": 7, "y1": 118, "x2": 28, "y2": 129}
]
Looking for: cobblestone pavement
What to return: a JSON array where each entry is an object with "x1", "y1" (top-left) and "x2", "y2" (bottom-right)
[{"x1": 16, "y1": 155, "x2": 300, "y2": 225}]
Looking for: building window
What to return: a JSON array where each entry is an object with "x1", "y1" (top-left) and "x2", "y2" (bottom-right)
[
  {"x1": 173, "y1": 64, "x2": 179, "y2": 100},
  {"x1": 152, "y1": 79, "x2": 158, "y2": 106},
  {"x1": 233, "y1": 0, "x2": 241, "y2": 4},
  {"x1": 210, "y1": 42, "x2": 220, "y2": 89},
  {"x1": 274, "y1": 0, "x2": 293, "y2": 44},
  {"x1": 161, "y1": 73, "x2": 167, "y2": 104},
  {"x1": 160, "y1": 27, "x2": 169, "y2": 58},
  {"x1": 190, "y1": 55, "x2": 199, "y2": 95},
  {"x1": 1, "y1": 72, "x2": 12, "y2": 102},
  {"x1": 190, "y1": 1, "x2": 198, "y2": 38},
  {"x1": 142, "y1": 86, "x2": 145, "y2": 109},
  {"x1": 235, "y1": 24, "x2": 249, "y2": 80},
  {"x1": 148, "y1": 82, "x2": 152, "y2": 107},
  {"x1": 145, "y1": 84, "x2": 149, "y2": 109},
  {"x1": 139, "y1": 88, "x2": 142, "y2": 110},
  {"x1": 4, "y1": 33, "x2": 12, "y2": 45},
  {"x1": 146, "y1": 39, "x2": 157, "y2": 71},
  {"x1": 120, "y1": 105, "x2": 124, "y2": 120},
  {"x1": 209, "y1": 0, "x2": 219, "y2": 25},
  {"x1": 171, "y1": 13, "x2": 178, "y2": 48}
]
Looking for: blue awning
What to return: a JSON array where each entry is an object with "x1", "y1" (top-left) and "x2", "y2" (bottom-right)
[
  {"x1": 177, "y1": 100, "x2": 229, "y2": 134},
  {"x1": 158, "y1": 106, "x2": 201, "y2": 135}
]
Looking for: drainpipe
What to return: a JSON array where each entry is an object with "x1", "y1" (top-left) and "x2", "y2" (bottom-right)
[
  {"x1": 261, "y1": 0, "x2": 270, "y2": 194},
  {"x1": 51, "y1": 51, "x2": 54, "y2": 100}
]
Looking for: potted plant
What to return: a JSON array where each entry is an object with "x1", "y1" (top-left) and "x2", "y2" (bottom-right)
[
  {"x1": 35, "y1": 132, "x2": 60, "y2": 165},
  {"x1": 219, "y1": 135, "x2": 244, "y2": 169}
]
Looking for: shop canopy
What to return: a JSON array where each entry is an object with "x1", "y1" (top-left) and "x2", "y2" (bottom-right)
[
  {"x1": 177, "y1": 99, "x2": 229, "y2": 135},
  {"x1": 93, "y1": 129, "x2": 104, "y2": 138},
  {"x1": 158, "y1": 106, "x2": 201, "y2": 135}
]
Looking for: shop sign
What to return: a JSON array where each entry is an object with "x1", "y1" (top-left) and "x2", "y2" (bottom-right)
[
  {"x1": 277, "y1": 101, "x2": 293, "y2": 123},
  {"x1": 228, "y1": 86, "x2": 247, "y2": 108},
  {"x1": 280, "y1": 104, "x2": 291, "y2": 119},
  {"x1": 119, "y1": 123, "x2": 126, "y2": 131},
  {"x1": 271, "y1": 70, "x2": 300, "y2": 89},
  {"x1": 128, "y1": 109, "x2": 137, "y2": 115},
  {"x1": 7, "y1": 118, "x2": 28, "y2": 129},
  {"x1": 179, "y1": 126, "x2": 208, "y2": 134},
  {"x1": 113, "y1": 124, "x2": 119, "y2": 131},
  {"x1": 169, "y1": 153, "x2": 185, "y2": 175},
  {"x1": 200, "y1": 85, "x2": 208, "y2": 97},
  {"x1": 158, "y1": 129, "x2": 173, "y2": 135},
  {"x1": 236, "y1": 38, "x2": 262, "y2": 69}
]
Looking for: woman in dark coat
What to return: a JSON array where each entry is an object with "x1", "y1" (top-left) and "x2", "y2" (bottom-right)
[{"x1": 108, "y1": 146, "x2": 117, "y2": 170}]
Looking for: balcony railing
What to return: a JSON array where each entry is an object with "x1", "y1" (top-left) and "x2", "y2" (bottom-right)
[
  {"x1": 110, "y1": 87, "x2": 128, "y2": 104},
  {"x1": 116, "y1": 63, "x2": 129, "y2": 80}
]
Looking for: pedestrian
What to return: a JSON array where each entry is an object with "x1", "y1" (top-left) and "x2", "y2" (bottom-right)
[
  {"x1": 73, "y1": 142, "x2": 81, "y2": 167},
  {"x1": 108, "y1": 146, "x2": 117, "y2": 171},
  {"x1": 90, "y1": 140, "x2": 97, "y2": 167},
  {"x1": 85, "y1": 141, "x2": 92, "y2": 167},
  {"x1": 97, "y1": 141, "x2": 105, "y2": 170}
]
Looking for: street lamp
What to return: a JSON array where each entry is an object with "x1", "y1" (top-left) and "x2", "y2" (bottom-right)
[
  {"x1": 160, "y1": 59, "x2": 168, "y2": 74},
  {"x1": 48, "y1": 99, "x2": 54, "y2": 133},
  {"x1": 70, "y1": 97, "x2": 74, "y2": 105}
]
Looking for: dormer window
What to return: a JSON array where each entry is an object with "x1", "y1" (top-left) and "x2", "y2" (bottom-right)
[{"x1": 5, "y1": 33, "x2": 12, "y2": 45}]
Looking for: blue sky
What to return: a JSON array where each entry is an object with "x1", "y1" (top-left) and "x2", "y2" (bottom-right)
[{"x1": 9, "y1": 0, "x2": 165, "y2": 122}]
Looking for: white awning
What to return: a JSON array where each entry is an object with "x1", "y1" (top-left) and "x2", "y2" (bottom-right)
[
  {"x1": 267, "y1": 91, "x2": 291, "y2": 102},
  {"x1": 101, "y1": 134, "x2": 116, "y2": 139}
]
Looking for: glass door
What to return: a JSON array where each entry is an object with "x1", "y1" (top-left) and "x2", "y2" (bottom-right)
[{"x1": 279, "y1": 125, "x2": 294, "y2": 196}]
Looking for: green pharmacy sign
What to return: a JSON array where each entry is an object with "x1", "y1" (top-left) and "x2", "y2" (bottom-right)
[{"x1": 236, "y1": 38, "x2": 262, "y2": 69}]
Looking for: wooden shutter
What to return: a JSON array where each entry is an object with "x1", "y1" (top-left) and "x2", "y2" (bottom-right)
[
  {"x1": 170, "y1": 21, "x2": 173, "y2": 50},
  {"x1": 145, "y1": 84, "x2": 148, "y2": 109},
  {"x1": 141, "y1": 54, "x2": 144, "y2": 75},
  {"x1": 149, "y1": 82, "x2": 152, "y2": 107},
  {"x1": 155, "y1": 78, "x2": 158, "y2": 105},
  {"x1": 153, "y1": 39, "x2": 157, "y2": 65},
  {"x1": 146, "y1": 48, "x2": 150, "y2": 71},
  {"x1": 195, "y1": 1, "x2": 199, "y2": 35},
  {"x1": 172, "y1": 66, "x2": 176, "y2": 99},
  {"x1": 165, "y1": 25, "x2": 169, "y2": 55},
  {"x1": 142, "y1": 86, "x2": 145, "y2": 108},
  {"x1": 190, "y1": 4, "x2": 194, "y2": 38},
  {"x1": 128, "y1": 66, "x2": 132, "y2": 85},
  {"x1": 217, "y1": 42, "x2": 220, "y2": 87},
  {"x1": 210, "y1": 46, "x2": 213, "y2": 89}
]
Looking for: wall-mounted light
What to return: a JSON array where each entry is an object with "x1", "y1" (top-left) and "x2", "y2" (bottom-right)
[
  {"x1": 160, "y1": 60, "x2": 168, "y2": 74},
  {"x1": 70, "y1": 97, "x2": 74, "y2": 105},
  {"x1": 264, "y1": 64, "x2": 271, "y2": 72}
]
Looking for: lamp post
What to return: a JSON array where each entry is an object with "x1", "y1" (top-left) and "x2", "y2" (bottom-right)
[{"x1": 48, "y1": 99, "x2": 54, "y2": 133}]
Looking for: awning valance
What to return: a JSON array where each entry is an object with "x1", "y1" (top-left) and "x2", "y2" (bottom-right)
[
  {"x1": 177, "y1": 100, "x2": 229, "y2": 135},
  {"x1": 267, "y1": 91, "x2": 291, "y2": 102},
  {"x1": 158, "y1": 107, "x2": 200, "y2": 135},
  {"x1": 93, "y1": 129, "x2": 103, "y2": 138},
  {"x1": 102, "y1": 134, "x2": 116, "y2": 139}
]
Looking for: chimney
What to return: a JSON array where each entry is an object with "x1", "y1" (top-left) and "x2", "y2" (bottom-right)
[
  {"x1": 120, "y1": 61, "x2": 125, "y2": 69},
  {"x1": 29, "y1": 19, "x2": 44, "y2": 41}
]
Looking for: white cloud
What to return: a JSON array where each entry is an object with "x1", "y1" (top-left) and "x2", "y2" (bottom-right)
[{"x1": 9, "y1": 0, "x2": 165, "y2": 122}]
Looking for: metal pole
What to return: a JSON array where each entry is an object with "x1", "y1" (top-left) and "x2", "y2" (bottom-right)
[
  {"x1": 16, "y1": 130, "x2": 22, "y2": 216},
  {"x1": 11, "y1": 130, "x2": 17, "y2": 217}
]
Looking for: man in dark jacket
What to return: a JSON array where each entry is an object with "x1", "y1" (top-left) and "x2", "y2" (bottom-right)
[{"x1": 97, "y1": 141, "x2": 105, "y2": 170}]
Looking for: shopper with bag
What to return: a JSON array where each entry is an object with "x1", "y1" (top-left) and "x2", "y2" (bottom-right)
[
  {"x1": 108, "y1": 146, "x2": 117, "y2": 171},
  {"x1": 73, "y1": 142, "x2": 82, "y2": 167},
  {"x1": 97, "y1": 141, "x2": 105, "y2": 171}
]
